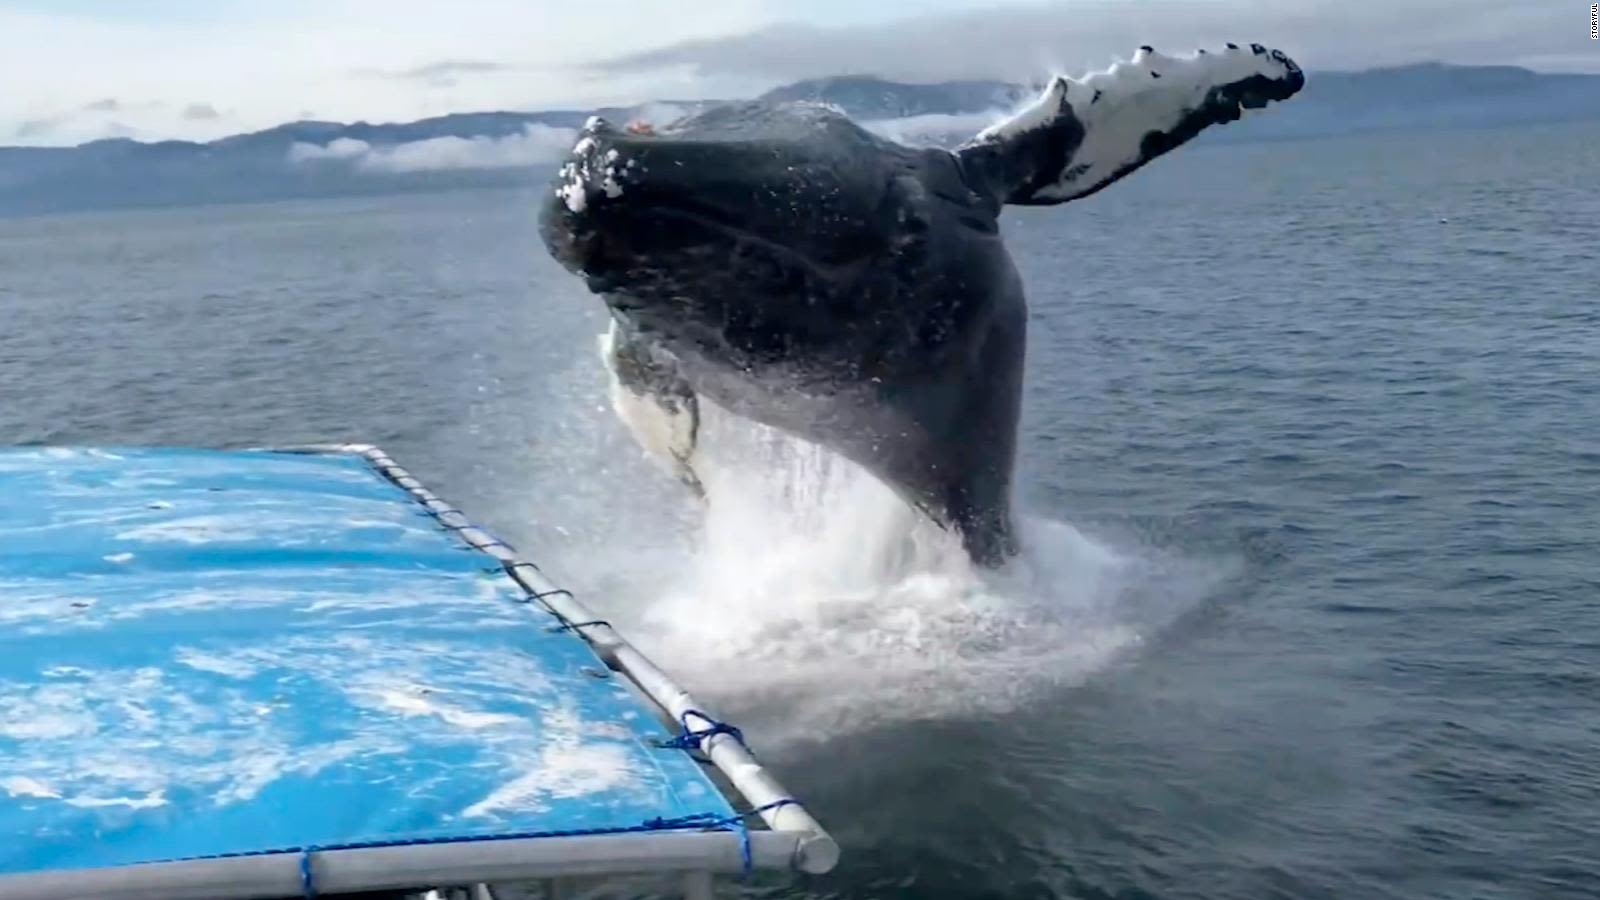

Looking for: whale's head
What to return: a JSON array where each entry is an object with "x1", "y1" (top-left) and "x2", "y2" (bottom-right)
[
  {"x1": 957, "y1": 43, "x2": 1305, "y2": 205},
  {"x1": 540, "y1": 102, "x2": 996, "y2": 370}
]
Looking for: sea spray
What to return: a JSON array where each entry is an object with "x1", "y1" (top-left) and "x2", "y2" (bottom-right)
[
  {"x1": 625, "y1": 405, "x2": 1233, "y2": 742},
  {"x1": 516, "y1": 352, "x2": 1234, "y2": 741}
]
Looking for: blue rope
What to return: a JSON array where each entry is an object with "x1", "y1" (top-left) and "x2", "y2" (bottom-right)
[
  {"x1": 299, "y1": 846, "x2": 317, "y2": 898},
  {"x1": 707, "y1": 799, "x2": 802, "y2": 880},
  {"x1": 655, "y1": 709, "x2": 746, "y2": 751},
  {"x1": 727, "y1": 819, "x2": 753, "y2": 879}
]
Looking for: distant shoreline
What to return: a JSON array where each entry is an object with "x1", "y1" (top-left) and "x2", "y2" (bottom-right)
[{"x1": 3, "y1": 64, "x2": 1597, "y2": 217}]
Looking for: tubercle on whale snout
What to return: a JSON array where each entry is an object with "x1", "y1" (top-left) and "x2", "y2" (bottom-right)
[
  {"x1": 539, "y1": 126, "x2": 648, "y2": 281},
  {"x1": 542, "y1": 122, "x2": 713, "y2": 268},
  {"x1": 542, "y1": 130, "x2": 866, "y2": 313}
]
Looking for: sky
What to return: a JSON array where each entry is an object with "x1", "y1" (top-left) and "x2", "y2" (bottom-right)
[{"x1": 0, "y1": 0, "x2": 1589, "y2": 147}]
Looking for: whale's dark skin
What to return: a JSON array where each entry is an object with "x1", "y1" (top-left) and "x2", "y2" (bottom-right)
[{"x1": 541, "y1": 44, "x2": 1305, "y2": 567}]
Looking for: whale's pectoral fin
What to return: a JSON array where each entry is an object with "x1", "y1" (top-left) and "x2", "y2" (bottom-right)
[
  {"x1": 957, "y1": 43, "x2": 1304, "y2": 206},
  {"x1": 598, "y1": 319, "x2": 705, "y2": 498}
]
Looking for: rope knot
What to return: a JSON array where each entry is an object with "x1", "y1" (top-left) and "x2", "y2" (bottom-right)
[{"x1": 654, "y1": 709, "x2": 746, "y2": 751}]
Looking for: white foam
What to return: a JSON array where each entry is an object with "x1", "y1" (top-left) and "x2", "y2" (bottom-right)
[
  {"x1": 175, "y1": 648, "x2": 258, "y2": 679},
  {"x1": 113, "y1": 514, "x2": 260, "y2": 545},
  {"x1": 355, "y1": 683, "x2": 521, "y2": 730},
  {"x1": 0, "y1": 708, "x2": 98, "y2": 740},
  {"x1": 62, "y1": 791, "x2": 167, "y2": 810},
  {"x1": 1, "y1": 776, "x2": 60, "y2": 799},
  {"x1": 0, "y1": 635, "x2": 580, "y2": 815},
  {"x1": 462, "y1": 705, "x2": 639, "y2": 818}
]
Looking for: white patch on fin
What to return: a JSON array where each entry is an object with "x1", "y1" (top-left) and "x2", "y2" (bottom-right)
[{"x1": 973, "y1": 43, "x2": 1302, "y2": 203}]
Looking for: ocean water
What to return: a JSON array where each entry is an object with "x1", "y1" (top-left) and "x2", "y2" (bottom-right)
[{"x1": 2, "y1": 119, "x2": 1598, "y2": 899}]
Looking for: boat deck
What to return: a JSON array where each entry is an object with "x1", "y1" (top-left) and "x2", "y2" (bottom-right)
[{"x1": 0, "y1": 446, "x2": 832, "y2": 899}]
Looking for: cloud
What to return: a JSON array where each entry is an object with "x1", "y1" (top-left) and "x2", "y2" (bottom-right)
[
  {"x1": 182, "y1": 103, "x2": 221, "y2": 121},
  {"x1": 286, "y1": 124, "x2": 577, "y2": 173},
  {"x1": 359, "y1": 126, "x2": 576, "y2": 172},
  {"x1": 353, "y1": 59, "x2": 517, "y2": 89},
  {"x1": 286, "y1": 136, "x2": 371, "y2": 163},
  {"x1": 593, "y1": 0, "x2": 1591, "y2": 85},
  {"x1": 11, "y1": 114, "x2": 145, "y2": 143},
  {"x1": 391, "y1": 60, "x2": 511, "y2": 81},
  {"x1": 1, "y1": 0, "x2": 1587, "y2": 147},
  {"x1": 82, "y1": 98, "x2": 121, "y2": 112},
  {"x1": 15, "y1": 117, "x2": 61, "y2": 139},
  {"x1": 0, "y1": 0, "x2": 782, "y2": 145}
]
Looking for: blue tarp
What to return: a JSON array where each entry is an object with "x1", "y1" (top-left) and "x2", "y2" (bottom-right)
[{"x1": 0, "y1": 447, "x2": 733, "y2": 877}]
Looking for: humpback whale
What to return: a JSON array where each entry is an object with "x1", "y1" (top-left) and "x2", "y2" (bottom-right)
[{"x1": 541, "y1": 44, "x2": 1305, "y2": 566}]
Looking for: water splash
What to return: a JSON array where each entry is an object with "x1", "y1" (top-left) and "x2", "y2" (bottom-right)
[
  {"x1": 618, "y1": 408, "x2": 1236, "y2": 741},
  {"x1": 497, "y1": 350, "x2": 1234, "y2": 742}
]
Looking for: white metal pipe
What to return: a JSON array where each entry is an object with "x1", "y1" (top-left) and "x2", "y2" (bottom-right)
[
  {"x1": 0, "y1": 833, "x2": 799, "y2": 900},
  {"x1": 681, "y1": 870, "x2": 714, "y2": 900}
]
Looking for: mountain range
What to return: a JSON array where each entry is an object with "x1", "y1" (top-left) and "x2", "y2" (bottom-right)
[{"x1": 2, "y1": 63, "x2": 1596, "y2": 217}]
